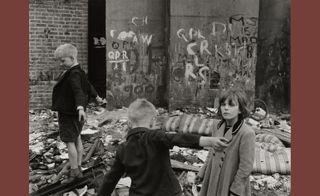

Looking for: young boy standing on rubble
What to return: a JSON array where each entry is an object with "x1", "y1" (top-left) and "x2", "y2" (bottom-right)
[
  {"x1": 196, "y1": 89, "x2": 256, "y2": 196},
  {"x1": 51, "y1": 43, "x2": 103, "y2": 183},
  {"x1": 97, "y1": 98, "x2": 229, "y2": 196}
]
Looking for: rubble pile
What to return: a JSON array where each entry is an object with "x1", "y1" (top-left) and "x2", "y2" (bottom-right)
[
  {"x1": 29, "y1": 104, "x2": 291, "y2": 196},
  {"x1": 250, "y1": 174, "x2": 291, "y2": 196}
]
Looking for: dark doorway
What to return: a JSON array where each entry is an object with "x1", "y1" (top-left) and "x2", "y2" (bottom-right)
[{"x1": 88, "y1": 0, "x2": 106, "y2": 98}]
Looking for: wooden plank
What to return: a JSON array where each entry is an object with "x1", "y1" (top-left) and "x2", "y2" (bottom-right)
[
  {"x1": 30, "y1": 163, "x2": 105, "y2": 196},
  {"x1": 171, "y1": 159, "x2": 200, "y2": 172}
]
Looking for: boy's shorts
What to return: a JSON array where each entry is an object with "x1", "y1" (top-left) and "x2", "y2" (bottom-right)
[{"x1": 58, "y1": 113, "x2": 84, "y2": 142}]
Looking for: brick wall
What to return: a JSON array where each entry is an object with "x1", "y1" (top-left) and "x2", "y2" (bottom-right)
[{"x1": 29, "y1": 0, "x2": 88, "y2": 109}]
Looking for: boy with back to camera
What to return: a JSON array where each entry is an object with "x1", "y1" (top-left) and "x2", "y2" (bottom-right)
[
  {"x1": 97, "y1": 98, "x2": 229, "y2": 196},
  {"x1": 52, "y1": 43, "x2": 103, "y2": 183}
]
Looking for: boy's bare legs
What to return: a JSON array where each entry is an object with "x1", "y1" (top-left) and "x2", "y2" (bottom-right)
[
  {"x1": 75, "y1": 135, "x2": 83, "y2": 168},
  {"x1": 62, "y1": 141, "x2": 82, "y2": 184},
  {"x1": 66, "y1": 142, "x2": 78, "y2": 169}
]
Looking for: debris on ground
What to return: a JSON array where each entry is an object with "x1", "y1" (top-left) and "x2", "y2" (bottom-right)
[{"x1": 29, "y1": 103, "x2": 291, "y2": 196}]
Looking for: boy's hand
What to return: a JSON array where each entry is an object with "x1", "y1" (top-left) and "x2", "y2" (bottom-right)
[
  {"x1": 212, "y1": 137, "x2": 229, "y2": 151},
  {"x1": 199, "y1": 137, "x2": 229, "y2": 151},
  {"x1": 96, "y1": 96, "x2": 103, "y2": 103},
  {"x1": 96, "y1": 96, "x2": 107, "y2": 105},
  {"x1": 78, "y1": 109, "x2": 86, "y2": 122}
]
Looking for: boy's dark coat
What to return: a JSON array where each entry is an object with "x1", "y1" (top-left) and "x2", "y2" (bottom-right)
[
  {"x1": 52, "y1": 65, "x2": 97, "y2": 115},
  {"x1": 97, "y1": 127, "x2": 201, "y2": 196}
]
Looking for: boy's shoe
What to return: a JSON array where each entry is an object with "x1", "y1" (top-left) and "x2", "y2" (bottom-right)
[{"x1": 61, "y1": 168, "x2": 82, "y2": 184}]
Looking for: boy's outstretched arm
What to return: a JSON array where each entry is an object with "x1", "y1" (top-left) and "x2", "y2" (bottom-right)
[
  {"x1": 199, "y1": 136, "x2": 228, "y2": 150},
  {"x1": 150, "y1": 130, "x2": 228, "y2": 151},
  {"x1": 97, "y1": 149, "x2": 125, "y2": 196}
]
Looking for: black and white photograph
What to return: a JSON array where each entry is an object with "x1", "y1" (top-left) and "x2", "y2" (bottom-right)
[{"x1": 29, "y1": 0, "x2": 291, "y2": 195}]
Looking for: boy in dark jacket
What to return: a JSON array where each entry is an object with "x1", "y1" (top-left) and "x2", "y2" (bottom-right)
[
  {"x1": 97, "y1": 98, "x2": 229, "y2": 196},
  {"x1": 52, "y1": 43, "x2": 103, "y2": 183}
]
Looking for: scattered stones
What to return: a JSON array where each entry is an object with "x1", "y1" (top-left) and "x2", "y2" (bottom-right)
[{"x1": 29, "y1": 104, "x2": 291, "y2": 195}]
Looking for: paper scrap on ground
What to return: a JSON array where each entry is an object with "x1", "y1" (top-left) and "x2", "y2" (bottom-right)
[
  {"x1": 81, "y1": 128, "x2": 99, "y2": 135},
  {"x1": 116, "y1": 177, "x2": 132, "y2": 188}
]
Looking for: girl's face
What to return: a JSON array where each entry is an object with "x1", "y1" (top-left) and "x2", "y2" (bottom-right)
[{"x1": 220, "y1": 97, "x2": 241, "y2": 121}]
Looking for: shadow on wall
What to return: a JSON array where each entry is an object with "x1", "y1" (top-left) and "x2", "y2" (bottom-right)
[{"x1": 255, "y1": 0, "x2": 290, "y2": 113}]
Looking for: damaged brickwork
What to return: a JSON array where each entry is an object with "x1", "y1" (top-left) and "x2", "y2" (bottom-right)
[{"x1": 29, "y1": 0, "x2": 88, "y2": 109}]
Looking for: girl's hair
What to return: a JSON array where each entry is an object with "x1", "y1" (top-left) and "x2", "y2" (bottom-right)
[
  {"x1": 217, "y1": 89, "x2": 250, "y2": 120},
  {"x1": 128, "y1": 98, "x2": 157, "y2": 124},
  {"x1": 54, "y1": 43, "x2": 78, "y2": 59}
]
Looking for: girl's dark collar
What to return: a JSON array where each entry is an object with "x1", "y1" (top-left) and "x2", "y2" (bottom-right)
[{"x1": 218, "y1": 118, "x2": 244, "y2": 135}]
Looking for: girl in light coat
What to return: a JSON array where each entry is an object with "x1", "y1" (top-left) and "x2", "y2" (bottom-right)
[{"x1": 197, "y1": 89, "x2": 255, "y2": 196}]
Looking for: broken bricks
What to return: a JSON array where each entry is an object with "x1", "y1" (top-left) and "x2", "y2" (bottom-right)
[{"x1": 29, "y1": 104, "x2": 291, "y2": 196}]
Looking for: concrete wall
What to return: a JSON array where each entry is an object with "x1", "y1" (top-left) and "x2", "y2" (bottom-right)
[
  {"x1": 29, "y1": 0, "x2": 290, "y2": 112},
  {"x1": 255, "y1": 0, "x2": 291, "y2": 113},
  {"x1": 168, "y1": 0, "x2": 260, "y2": 110},
  {"x1": 105, "y1": 0, "x2": 168, "y2": 107},
  {"x1": 29, "y1": 0, "x2": 88, "y2": 109}
]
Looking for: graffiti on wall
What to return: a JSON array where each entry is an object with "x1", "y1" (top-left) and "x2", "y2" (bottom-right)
[
  {"x1": 93, "y1": 37, "x2": 107, "y2": 48},
  {"x1": 171, "y1": 15, "x2": 258, "y2": 91},
  {"x1": 106, "y1": 16, "x2": 165, "y2": 105}
]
